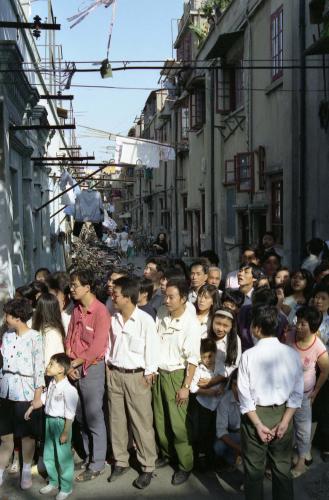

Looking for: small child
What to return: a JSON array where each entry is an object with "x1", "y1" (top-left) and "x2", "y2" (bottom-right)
[
  {"x1": 0, "y1": 298, "x2": 44, "y2": 490},
  {"x1": 190, "y1": 338, "x2": 222, "y2": 468},
  {"x1": 25, "y1": 353, "x2": 78, "y2": 500}
]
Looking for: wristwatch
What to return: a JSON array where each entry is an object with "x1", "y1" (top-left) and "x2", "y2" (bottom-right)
[{"x1": 183, "y1": 383, "x2": 190, "y2": 389}]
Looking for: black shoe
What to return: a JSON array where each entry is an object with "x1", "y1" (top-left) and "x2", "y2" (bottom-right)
[
  {"x1": 107, "y1": 466, "x2": 130, "y2": 482},
  {"x1": 305, "y1": 457, "x2": 313, "y2": 467},
  {"x1": 133, "y1": 472, "x2": 153, "y2": 489},
  {"x1": 321, "y1": 452, "x2": 329, "y2": 463},
  {"x1": 171, "y1": 470, "x2": 191, "y2": 486},
  {"x1": 155, "y1": 457, "x2": 170, "y2": 468}
]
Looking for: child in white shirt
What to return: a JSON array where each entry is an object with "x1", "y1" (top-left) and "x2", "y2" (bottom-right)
[
  {"x1": 190, "y1": 338, "x2": 222, "y2": 468},
  {"x1": 25, "y1": 353, "x2": 78, "y2": 500}
]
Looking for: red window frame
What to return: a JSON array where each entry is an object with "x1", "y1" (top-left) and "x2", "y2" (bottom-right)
[
  {"x1": 216, "y1": 63, "x2": 244, "y2": 114},
  {"x1": 236, "y1": 152, "x2": 254, "y2": 192},
  {"x1": 271, "y1": 6, "x2": 283, "y2": 81},
  {"x1": 223, "y1": 159, "x2": 236, "y2": 185}
]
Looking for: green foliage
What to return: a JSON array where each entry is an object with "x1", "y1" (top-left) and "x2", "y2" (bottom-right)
[{"x1": 189, "y1": 23, "x2": 208, "y2": 42}]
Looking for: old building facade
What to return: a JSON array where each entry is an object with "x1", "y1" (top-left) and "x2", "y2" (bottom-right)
[{"x1": 122, "y1": 0, "x2": 329, "y2": 272}]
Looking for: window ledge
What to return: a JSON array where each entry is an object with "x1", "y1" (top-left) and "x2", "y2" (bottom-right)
[{"x1": 265, "y1": 76, "x2": 283, "y2": 95}]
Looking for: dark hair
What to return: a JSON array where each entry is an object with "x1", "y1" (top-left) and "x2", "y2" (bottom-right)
[
  {"x1": 145, "y1": 256, "x2": 164, "y2": 272},
  {"x1": 156, "y1": 232, "x2": 167, "y2": 243},
  {"x1": 313, "y1": 283, "x2": 329, "y2": 299},
  {"x1": 251, "y1": 306, "x2": 278, "y2": 337},
  {"x1": 190, "y1": 259, "x2": 209, "y2": 274},
  {"x1": 35, "y1": 267, "x2": 51, "y2": 280},
  {"x1": 113, "y1": 276, "x2": 139, "y2": 305},
  {"x1": 314, "y1": 261, "x2": 329, "y2": 279},
  {"x1": 196, "y1": 284, "x2": 221, "y2": 315},
  {"x1": 221, "y1": 289, "x2": 245, "y2": 309},
  {"x1": 166, "y1": 279, "x2": 189, "y2": 301},
  {"x1": 200, "y1": 338, "x2": 217, "y2": 355},
  {"x1": 239, "y1": 263, "x2": 264, "y2": 281},
  {"x1": 47, "y1": 272, "x2": 70, "y2": 295},
  {"x1": 3, "y1": 298, "x2": 33, "y2": 323},
  {"x1": 168, "y1": 259, "x2": 190, "y2": 281},
  {"x1": 199, "y1": 250, "x2": 219, "y2": 267},
  {"x1": 252, "y1": 287, "x2": 278, "y2": 307},
  {"x1": 273, "y1": 266, "x2": 291, "y2": 280},
  {"x1": 107, "y1": 267, "x2": 128, "y2": 280},
  {"x1": 50, "y1": 353, "x2": 71, "y2": 374},
  {"x1": 261, "y1": 251, "x2": 281, "y2": 266},
  {"x1": 139, "y1": 278, "x2": 154, "y2": 302},
  {"x1": 307, "y1": 238, "x2": 324, "y2": 257},
  {"x1": 296, "y1": 306, "x2": 323, "y2": 333},
  {"x1": 209, "y1": 308, "x2": 238, "y2": 366},
  {"x1": 70, "y1": 269, "x2": 95, "y2": 293},
  {"x1": 290, "y1": 269, "x2": 314, "y2": 299},
  {"x1": 19, "y1": 281, "x2": 48, "y2": 308},
  {"x1": 228, "y1": 368, "x2": 238, "y2": 390},
  {"x1": 263, "y1": 231, "x2": 275, "y2": 241},
  {"x1": 15, "y1": 284, "x2": 32, "y2": 299},
  {"x1": 32, "y1": 292, "x2": 65, "y2": 339},
  {"x1": 163, "y1": 267, "x2": 187, "y2": 282}
]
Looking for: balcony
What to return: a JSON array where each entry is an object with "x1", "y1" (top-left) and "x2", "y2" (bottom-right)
[{"x1": 175, "y1": 0, "x2": 203, "y2": 46}]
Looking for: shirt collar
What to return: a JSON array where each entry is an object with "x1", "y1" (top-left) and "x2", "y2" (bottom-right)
[{"x1": 77, "y1": 297, "x2": 98, "y2": 314}]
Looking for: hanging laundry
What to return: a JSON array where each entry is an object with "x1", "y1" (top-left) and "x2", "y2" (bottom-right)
[
  {"x1": 59, "y1": 170, "x2": 81, "y2": 211},
  {"x1": 67, "y1": 0, "x2": 115, "y2": 28},
  {"x1": 114, "y1": 137, "x2": 175, "y2": 169},
  {"x1": 74, "y1": 189, "x2": 104, "y2": 223}
]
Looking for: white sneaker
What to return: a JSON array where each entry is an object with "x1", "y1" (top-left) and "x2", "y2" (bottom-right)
[
  {"x1": 20, "y1": 473, "x2": 32, "y2": 490},
  {"x1": 40, "y1": 484, "x2": 58, "y2": 495},
  {"x1": 8, "y1": 458, "x2": 19, "y2": 474},
  {"x1": 56, "y1": 491, "x2": 72, "y2": 500}
]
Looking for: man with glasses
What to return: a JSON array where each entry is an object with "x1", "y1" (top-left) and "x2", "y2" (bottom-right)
[{"x1": 65, "y1": 270, "x2": 111, "y2": 482}]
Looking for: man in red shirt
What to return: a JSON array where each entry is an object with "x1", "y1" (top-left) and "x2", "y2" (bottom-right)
[{"x1": 66, "y1": 269, "x2": 111, "y2": 481}]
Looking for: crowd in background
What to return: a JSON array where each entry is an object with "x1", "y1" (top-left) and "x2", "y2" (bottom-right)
[{"x1": 1, "y1": 231, "x2": 329, "y2": 499}]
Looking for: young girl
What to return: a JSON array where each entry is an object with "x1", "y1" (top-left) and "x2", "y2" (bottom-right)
[
  {"x1": 32, "y1": 293, "x2": 65, "y2": 368},
  {"x1": 286, "y1": 306, "x2": 329, "y2": 477},
  {"x1": 199, "y1": 308, "x2": 241, "y2": 389},
  {"x1": 0, "y1": 298, "x2": 44, "y2": 489},
  {"x1": 283, "y1": 269, "x2": 314, "y2": 324},
  {"x1": 195, "y1": 284, "x2": 221, "y2": 338}
]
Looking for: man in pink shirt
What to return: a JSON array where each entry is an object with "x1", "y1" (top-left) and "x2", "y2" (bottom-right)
[{"x1": 66, "y1": 270, "x2": 111, "y2": 481}]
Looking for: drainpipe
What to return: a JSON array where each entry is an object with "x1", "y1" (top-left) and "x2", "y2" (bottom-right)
[
  {"x1": 299, "y1": 0, "x2": 306, "y2": 261},
  {"x1": 174, "y1": 109, "x2": 179, "y2": 255},
  {"x1": 210, "y1": 66, "x2": 215, "y2": 249}
]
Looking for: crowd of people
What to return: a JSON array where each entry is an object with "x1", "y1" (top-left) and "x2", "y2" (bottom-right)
[{"x1": 1, "y1": 231, "x2": 329, "y2": 499}]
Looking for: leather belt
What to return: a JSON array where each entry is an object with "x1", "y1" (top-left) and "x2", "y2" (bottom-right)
[{"x1": 109, "y1": 364, "x2": 143, "y2": 374}]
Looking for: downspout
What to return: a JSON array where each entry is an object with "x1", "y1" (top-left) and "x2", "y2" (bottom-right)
[
  {"x1": 299, "y1": 0, "x2": 306, "y2": 260},
  {"x1": 210, "y1": 65, "x2": 215, "y2": 249},
  {"x1": 174, "y1": 108, "x2": 179, "y2": 255},
  {"x1": 246, "y1": 4, "x2": 253, "y2": 242}
]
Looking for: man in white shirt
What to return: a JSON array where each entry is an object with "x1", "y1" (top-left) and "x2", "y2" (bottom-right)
[
  {"x1": 154, "y1": 279, "x2": 202, "y2": 486},
  {"x1": 105, "y1": 268, "x2": 128, "y2": 315},
  {"x1": 225, "y1": 247, "x2": 260, "y2": 289},
  {"x1": 238, "y1": 306, "x2": 303, "y2": 500},
  {"x1": 188, "y1": 260, "x2": 208, "y2": 304},
  {"x1": 106, "y1": 277, "x2": 158, "y2": 490}
]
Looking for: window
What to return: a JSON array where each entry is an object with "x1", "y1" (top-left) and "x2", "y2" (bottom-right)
[
  {"x1": 271, "y1": 179, "x2": 283, "y2": 243},
  {"x1": 180, "y1": 101, "x2": 189, "y2": 140},
  {"x1": 236, "y1": 152, "x2": 254, "y2": 192},
  {"x1": 223, "y1": 159, "x2": 236, "y2": 185},
  {"x1": 182, "y1": 194, "x2": 188, "y2": 230},
  {"x1": 258, "y1": 146, "x2": 266, "y2": 191},
  {"x1": 226, "y1": 188, "x2": 236, "y2": 239},
  {"x1": 216, "y1": 61, "x2": 244, "y2": 114},
  {"x1": 271, "y1": 6, "x2": 283, "y2": 81},
  {"x1": 177, "y1": 32, "x2": 192, "y2": 62},
  {"x1": 190, "y1": 88, "x2": 205, "y2": 130}
]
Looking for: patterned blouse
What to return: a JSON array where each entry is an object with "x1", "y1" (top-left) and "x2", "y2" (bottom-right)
[
  {"x1": 0, "y1": 329, "x2": 45, "y2": 402},
  {"x1": 319, "y1": 313, "x2": 329, "y2": 352}
]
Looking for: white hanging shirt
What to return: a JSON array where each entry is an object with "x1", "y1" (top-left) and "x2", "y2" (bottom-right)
[{"x1": 74, "y1": 189, "x2": 104, "y2": 223}]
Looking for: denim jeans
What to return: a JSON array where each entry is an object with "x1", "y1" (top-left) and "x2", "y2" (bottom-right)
[
  {"x1": 214, "y1": 432, "x2": 241, "y2": 464},
  {"x1": 293, "y1": 393, "x2": 312, "y2": 457}
]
